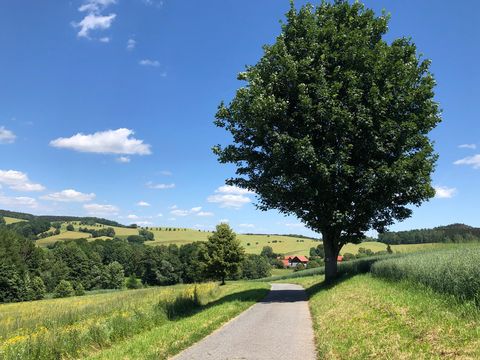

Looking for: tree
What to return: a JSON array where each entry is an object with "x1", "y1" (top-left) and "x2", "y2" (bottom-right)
[
  {"x1": 66, "y1": 224, "x2": 74, "y2": 231},
  {"x1": 31, "y1": 276, "x2": 46, "y2": 300},
  {"x1": 213, "y1": 1, "x2": 440, "y2": 281},
  {"x1": 126, "y1": 274, "x2": 142, "y2": 289},
  {"x1": 0, "y1": 217, "x2": 5, "y2": 226},
  {"x1": 103, "y1": 261, "x2": 125, "y2": 289},
  {"x1": 203, "y1": 224, "x2": 245, "y2": 285},
  {"x1": 54, "y1": 280, "x2": 75, "y2": 298}
]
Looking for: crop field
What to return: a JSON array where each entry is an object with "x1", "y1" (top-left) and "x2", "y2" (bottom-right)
[
  {"x1": 341, "y1": 241, "x2": 449, "y2": 255},
  {"x1": 286, "y1": 274, "x2": 480, "y2": 359},
  {"x1": 0, "y1": 281, "x2": 269, "y2": 360},
  {"x1": 371, "y1": 244, "x2": 480, "y2": 302}
]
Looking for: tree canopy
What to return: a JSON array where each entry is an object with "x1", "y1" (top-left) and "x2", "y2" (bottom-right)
[{"x1": 213, "y1": 1, "x2": 440, "y2": 280}]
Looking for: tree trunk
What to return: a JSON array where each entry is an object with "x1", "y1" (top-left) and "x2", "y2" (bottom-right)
[
  {"x1": 221, "y1": 276, "x2": 226, "y2": 286},
  {"x1": 323, "y1": 232, "x2": 339, "y2": 283}
]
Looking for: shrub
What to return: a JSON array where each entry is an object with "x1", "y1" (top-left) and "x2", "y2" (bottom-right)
[
  {"x1": 66, "y1": 224, "x2": 74, "y2": 231},
  {"x1": 294, "y1": 263, "x2": 305, "y2": 272},
  {"x1": 74, "y1": 282, "x2": 85, "y2": 296},
  {"x1": 31, "y1": 276, "x2": 46, "y2": 300},
  {"x1": 126, "y1": 274, "x2": 142, "y2": 289},
  {"x1": 54, "y1": 280, "x2": 75, "y2": 298}
]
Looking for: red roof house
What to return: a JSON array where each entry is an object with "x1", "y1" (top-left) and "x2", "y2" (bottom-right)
[{"x1": 282, "y1": 255, "x2": 309, "y2": 268}]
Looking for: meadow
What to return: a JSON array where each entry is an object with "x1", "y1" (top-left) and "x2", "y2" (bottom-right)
[{"x1": 0, "y1": 281, "x2": 269, "y2": 360}]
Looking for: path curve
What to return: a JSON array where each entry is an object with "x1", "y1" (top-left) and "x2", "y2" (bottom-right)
[{"x1": 171, "y1": 283, "x2": 316, "y2": 360}]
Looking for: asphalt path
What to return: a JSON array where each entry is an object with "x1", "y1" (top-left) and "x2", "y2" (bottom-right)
[{"x1": 171, "y1": 283, "x2": 316, "y2": 360}]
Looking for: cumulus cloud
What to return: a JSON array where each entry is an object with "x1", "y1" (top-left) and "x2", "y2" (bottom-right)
[
  {"x1": 191, "y1": 207, "x2": 202, "y2": 213},
  {"x1": 50, "y1": 128, "x2": 151, "y2": 155},
  {"x1": 207, "y1": 185, "x2": 254, "y2": 208},
  {"x1": 147, "y1": 182, "x2": 175, "y2": 190},
  {"x1": 137, "y1": 221, "x2": 153, "y2": 226},
  {"x1": 284, "y1": 222, "x2": 304, "y2": 228},
  {"x1": 170, "y1": 206, "x2": 211, "y2": 217},
  {"x1": 127, "y1": 214, "x2": 139, "y2": 220},
  {"x1": 171, "y1": 209, "x2": 190, "y2": 217},
  {"x1": 239, "y1": 223, "x2": 255, "y2": 228},
  {"x1": 126, "y1": 38, "x2": 136, "y2": 50},
  {"x1": 84, "y1": 203, "x2": 119, "y2": 215},
  {"x1": 41, "y1": 189, "x2": 95, "y2": 202},
  {"x1": 458, "y1": 144, "x2": 477, "y2": 150},
  {"x1": 0, "y1": 170, "x2": 45, "y2": 192},
  {"x1": 0, "y1": 126, "x2": 16, "y2": 144},
  {"x1": 74, "y1": 0, "x2": 116, "y2": 39},
  {"x1": 137, "y1": 201, "x2": 150, "y2": 207},
  {"x1": 454, "y1": 154, "x2": 480, "y2": 169},
  {"x1": 434, "y1": 186, "x2": 457, "y2": 199},
  {"x1": 0, "y1": 193, "x2": 38, "y2": 208}
]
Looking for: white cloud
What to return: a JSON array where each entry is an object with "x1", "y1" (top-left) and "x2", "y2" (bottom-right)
[
  {"x1": 434, "y1": 186, "x2": 457, "y2": 199},
  {"x1": 137, "y1": 201, "x2": 151, "y2": 207},
  {"x1": 239, "y1": 223, "x2": 255, "y2": 228},
  {"x1": 74, "y1": 13, "x2": 116, "y2": 38},
  {"x1": 215, "y1": 185, "x2": 255, "y2": 195},
  {"x1": 142, "y1": 0, "x2": 164, "y2": 7},
  {"x1": 160, "y1": 170, "x2": 172, "y2": 176},
  {"x1": 284, "y1": 222, "x2": 304, "y2": 228},
  {"x1": 0, "y1": 170, "x2": 45, "y2": 192},
  {"x1": 0, "y1": 126, "x2": 16, "y2": 144},
  {"x1": 84, "y1": 203, "x2": 119, "y2": 215},
  {"x1": 207, "y1": 194, "x2": 251, "y2": 208},
  {"x1": 41, "y1": 189, "x2": 95, "y2": 202},
  {"x1": 147, "y1": 182, "x2": 175, "y2": 189},
  {"x1": 137, "y1": 221, "x2": 153, "y2": 226},
  {"x1": 157, "y1": 213, "x2": 163, "y2": 217},
  {"x1": 116, "y1": 156, "x2": 131, "y2": 163},
  {"x1": 0, "y1": 193, "x2": 38, "y2": 208},
  {"x1": 197, "y1": 211, "x2": 214, "y2": 217},
  {"x1": 219, "y1": 218, "x2": 229, "y2": 223},
  {"x1": 127, "y1": 214, "x2": 139, "y2": 220},
  {"x1": 454, "y1": 154, "x2": 480, "y2": 169},
  {"x1": 99, "y1": 36, "x2": 110, "y2": 43},
  {"x1": 207, "y1": 185, "x2": 254, "y2": 208},
  {"x1": 79, "y1": 0, "x2": 116, "y2": 13},
  {"x1": 139, "y1": 59, "x2": 160, "y2": 67},
  {"x1": 169, "y1": 205, "x2": 178, "y2": 209},
  {"x1": 50, "y1": 128, "x2": 151, "y2": 155},
  {"x1": 171, "y1": 209, "x2": 190, "y2": 217},
  {"x1": 458, "y1": 144, "x2": 476, "y2": 150},
  {"x1": 191, "y1": 206, "x2": 202, "y2": 213},
  {"x1": 126, "y1": 38, "x2": 136, "y2": 50}
]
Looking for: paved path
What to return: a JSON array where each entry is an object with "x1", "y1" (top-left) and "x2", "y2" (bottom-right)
[{"x1": 171, "y1": 283, "x2": 316, "y2": 360}]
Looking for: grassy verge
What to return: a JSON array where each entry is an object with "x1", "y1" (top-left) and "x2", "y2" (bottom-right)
[
  {"x1": 286, "y1": 274, "x2": 480, "y2": 359},
  {"x1": 88, "y1": 281, "x2": 269, "y2": 359},
  {"x1": 0, "y1": 282, "x2": 269, "y2": 360}
]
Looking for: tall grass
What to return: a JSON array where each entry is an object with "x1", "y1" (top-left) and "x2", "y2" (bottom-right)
[
  {"x1": 0, "y1": 283, "x2": 219, "y2": 359},
  {"x1": 371, "y1": 245, "x2": 480, "y2": 303}
]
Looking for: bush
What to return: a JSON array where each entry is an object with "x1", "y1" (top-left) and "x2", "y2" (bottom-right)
[
  {"x1": 31, "y1": 276, "x2": 46, "y2": 300},
  {"x1": 103, "y1": 261, "x2": 125, "y2": 289},
  {"x1": 66, "y1": 224, "x2": 74, "y2": 231},
  {"x1": 126, "y1": 274, "x2": 142, "y2": 289},
  {"x1": 74, "y1": 282, "x2": 85, "y2": 296},
  {"x1": 54, "y1": 280, "x2": 75, "y2": 298},
  {"x1": 294, "y1": 263, "x2": 305, "y2": 272}
]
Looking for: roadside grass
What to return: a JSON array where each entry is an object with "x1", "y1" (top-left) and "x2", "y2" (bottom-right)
[
  {"x1": 287, "y1": 274, "x2": 480, "y2": 359},
  {"x1": 0, "y1": 282, "x2": 269, "y2": 360},
  {"x1": 88, "y1": 281, "x2": 269, "y2": 360},
  {"x1": 271, "y1": 268, "x2": 294, "y2": 277}
]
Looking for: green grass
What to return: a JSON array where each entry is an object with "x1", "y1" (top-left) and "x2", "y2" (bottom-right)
[
  {"x1": 286, "y1": 274, "x2": 480, "y2": 359},
  {"x1": 3, "y1": 217, "x2": 25, "y2": 225},
  {"x1": 0, "y1": 282, "x2": 269, "y2": 360},
  {"x1": 371, "y1": 244, "x2": 480, "y2": 302}
]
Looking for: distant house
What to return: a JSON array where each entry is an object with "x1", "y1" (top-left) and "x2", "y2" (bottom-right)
[{"x1": 283, "y1": 255, "x2": 309, "y2": 268}]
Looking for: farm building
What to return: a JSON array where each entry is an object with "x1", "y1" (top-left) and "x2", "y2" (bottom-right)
[{"x1": 282, "y1": 255, "x2": 309, "y2": 268}]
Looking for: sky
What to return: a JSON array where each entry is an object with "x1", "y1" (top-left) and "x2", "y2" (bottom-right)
[{"x1": 1, "y1": 0, "x2": 479, "y2": 237}]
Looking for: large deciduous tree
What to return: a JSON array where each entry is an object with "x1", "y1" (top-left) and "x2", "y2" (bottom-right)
[{"x1": 213, "y1": 1, "x2": 440, "y2": 281}]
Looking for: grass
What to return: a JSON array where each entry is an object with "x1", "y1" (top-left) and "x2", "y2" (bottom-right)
[
  {"x1": 3, "y1": 217, "x2": 25, "y2": 225},
  {"x1": 0, "y1": 281, "x2": 269, "y2": 360},
  {"x1": 286, "y1": 274, "x2": 480, "y2": 359},
  {"x1": 371, "y1": 244, "x2": 480, "y2": 302}
]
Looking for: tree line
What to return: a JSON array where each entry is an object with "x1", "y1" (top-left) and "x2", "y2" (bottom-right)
[
  {"x1": 378, "y1": 224, "x2": 480, "y2": 245},
  {"x1": 0, "y1": 222, "x2": 269, "y2": 303}
]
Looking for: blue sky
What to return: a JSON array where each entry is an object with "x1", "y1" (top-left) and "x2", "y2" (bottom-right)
[{"x1": 0, "y1": 0, "x2": 479, "y2": 237}]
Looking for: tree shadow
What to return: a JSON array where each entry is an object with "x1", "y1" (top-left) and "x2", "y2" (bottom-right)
[{"x1": 304, "y1": 274, "x2": 355, "y2": 298}]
